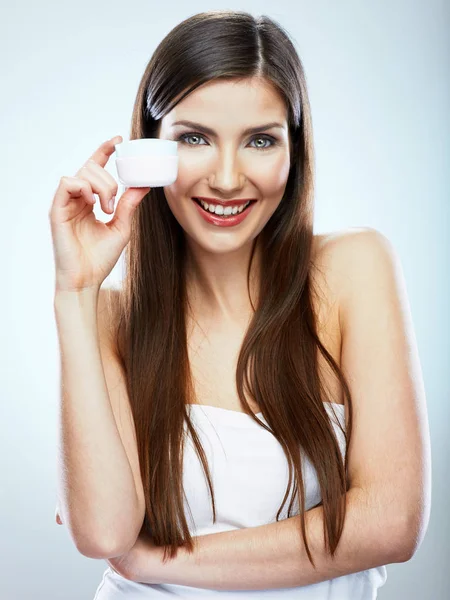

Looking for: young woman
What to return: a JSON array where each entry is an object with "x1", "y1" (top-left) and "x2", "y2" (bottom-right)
[{"x1": 49, "y1": 9, "x2": 431, "y2": 599}]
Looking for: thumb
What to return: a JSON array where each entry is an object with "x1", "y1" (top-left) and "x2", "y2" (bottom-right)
[{"x1": 109, "y1": 186, "x2": 151, "y2": 238}]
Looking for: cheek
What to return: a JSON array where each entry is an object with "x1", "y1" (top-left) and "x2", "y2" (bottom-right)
[
  {"x1": 169, "y1": 157, "x2": 203, "y2": 193},
  {"x1": 162, "y1": 159, "x2": 199, "y2": 207},
  {"x1": 249, "y1": 153, "x2": 291, "y2": 195}
]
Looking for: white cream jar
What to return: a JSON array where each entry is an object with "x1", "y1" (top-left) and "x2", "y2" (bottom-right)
[{"x1": 114, "y1": 138, "x2": 178, "y2": 187}]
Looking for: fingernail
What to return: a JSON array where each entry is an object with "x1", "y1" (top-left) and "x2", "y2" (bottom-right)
[{"x1": 109, "y1": 197, "x2": 115, "y2": 211}]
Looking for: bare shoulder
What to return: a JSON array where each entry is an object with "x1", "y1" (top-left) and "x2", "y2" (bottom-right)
[{"x1": 312, "y1": 226, "x2": 398, "y2": 332}]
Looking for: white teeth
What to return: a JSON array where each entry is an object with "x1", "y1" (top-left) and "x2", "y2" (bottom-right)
[{"x1": 198, "y1": 199, "x2": 251, "y2": 216}]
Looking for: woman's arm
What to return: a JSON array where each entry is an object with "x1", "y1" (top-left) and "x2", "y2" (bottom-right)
[
  {"x1": 55, "y1": 287, "x2": 145, "y2": 558},
  {"x1": 123, "y1": 485, "x2": 408, "y2": 590},
  {"x1": 118, "y1": 229, "x2": 430, "y2": 589}
]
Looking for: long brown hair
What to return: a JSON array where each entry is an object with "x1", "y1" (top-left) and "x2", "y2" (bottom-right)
[{"x1": 115, "y1": 9, "x2": 353, "y2": 566}]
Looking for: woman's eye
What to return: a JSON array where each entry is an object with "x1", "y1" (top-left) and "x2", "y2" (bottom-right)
[
  {"x1": 177, "y1": 133, "x2": 207, "y2": 146},
  {"x1": 176, "y1": 133, "x2": 277, "y2": 150},
  {"x1": 250, "y1": 135, "x2": 277, "y2": 150}
]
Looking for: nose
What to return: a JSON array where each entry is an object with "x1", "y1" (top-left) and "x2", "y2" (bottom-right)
[{"x1": 208, "y1": 149, "x2": 246, "y2": 196}]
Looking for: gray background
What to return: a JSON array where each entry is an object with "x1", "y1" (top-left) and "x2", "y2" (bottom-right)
[{"x1": 1, "y1": 0, "x2": 448, "y2": 598}]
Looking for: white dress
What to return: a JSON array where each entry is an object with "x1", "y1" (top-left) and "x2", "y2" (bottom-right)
[{"x1": 93, "y1": 402, "x2": 387, "y2": 599}]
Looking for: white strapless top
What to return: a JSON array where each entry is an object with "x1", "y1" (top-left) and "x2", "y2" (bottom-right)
[{"x1": 93, "y1": 402, "x2": 387, "y2": 599}]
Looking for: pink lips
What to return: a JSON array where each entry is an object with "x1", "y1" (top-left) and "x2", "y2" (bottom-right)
[
  {"x1": 194, "y1": 197, "x2": 256, "y2": 207},
  {"x1": 192, "y1": 197, "x2": 255, "y2": 227}
]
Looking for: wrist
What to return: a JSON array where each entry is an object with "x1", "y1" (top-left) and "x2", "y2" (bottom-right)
[{"x1": 54, "y1": 286, "x2": 100, "y2": 310}]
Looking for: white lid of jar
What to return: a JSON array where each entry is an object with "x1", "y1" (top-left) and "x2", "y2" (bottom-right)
[{"x1": 115, "y1": 138, "x2": 178, "y2": 157}]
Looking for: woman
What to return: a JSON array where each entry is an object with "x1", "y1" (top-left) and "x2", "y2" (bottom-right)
[{"x1": 49, "y1": 9, "x2": 431, "y2": 599}]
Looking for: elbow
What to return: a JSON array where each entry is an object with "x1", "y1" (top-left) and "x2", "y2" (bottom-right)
[
  {"x1": 74, "y1": 526, "x2": 139, "y2": 560},
  {"x1": 73, "y1": 497, "x2": 145, "y2": 559},
  {"x1": 394, "y1": 538, "x2": 417, "y2": 564},
  {"x1": 76, "y1": 536, "x2": 134, "y2": 560},
  {"x1": 391, "y1": 506, "x2": 430, "y2": 563},
  {"x1": 74, "y1": 534, "x2": 124, "y2": 559}
]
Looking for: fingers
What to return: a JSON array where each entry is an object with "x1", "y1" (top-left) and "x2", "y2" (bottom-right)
[
  {"x1": 49, "y1": 176, "x2": 95, "y2": 218},
  {"x1": 49, "y1": 135, "x2": 127, "y2": 222},
  {"x1": 50, "y1": 135, "x2": 122, "y2": 218},
  {"x1": 76, "y1": 160, "x2": 118, "y2": 215},
  {"x1": 107, "y1": 186, "x2": 151, "y2": 237},
  {"x1": 86, "y1": 135, "x2": 123, "y2": 169}
]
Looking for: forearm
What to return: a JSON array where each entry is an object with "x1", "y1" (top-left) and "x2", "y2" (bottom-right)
[
  {"x1": 132, "y1": 487, "x2": 406, "y2": 590},
  {"x1": 55, "y1": 289, "x2": 139, "y2": 558}
]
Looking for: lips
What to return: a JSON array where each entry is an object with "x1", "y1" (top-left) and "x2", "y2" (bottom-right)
[
  {"x1": 193, "y1": 197, "x2": 256, "y2": 207},
  {"x1": 192, "y1": 195, "x2": 256, "y2": 226},
  {"x1": 192, "y1": 197, "x2": 252, "y2": 214}
]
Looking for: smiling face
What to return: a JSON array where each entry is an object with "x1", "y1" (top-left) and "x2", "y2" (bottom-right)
[{"x1": 157, "y1": 77, "x2": 292, "y2": 256}]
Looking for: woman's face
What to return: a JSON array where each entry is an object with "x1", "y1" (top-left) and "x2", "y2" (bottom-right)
[{"x1": 157, "y1": 77, "x2": 292, "y2": 255}]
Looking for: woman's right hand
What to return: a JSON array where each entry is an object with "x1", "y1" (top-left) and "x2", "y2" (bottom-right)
[{"x1": 49, "y1": 135, "x2": 151, "y2": 293}]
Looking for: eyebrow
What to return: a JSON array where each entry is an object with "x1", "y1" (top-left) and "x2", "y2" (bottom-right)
[{"x1": 170, "y1": 120, "x2": 285, "y2": 137}]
